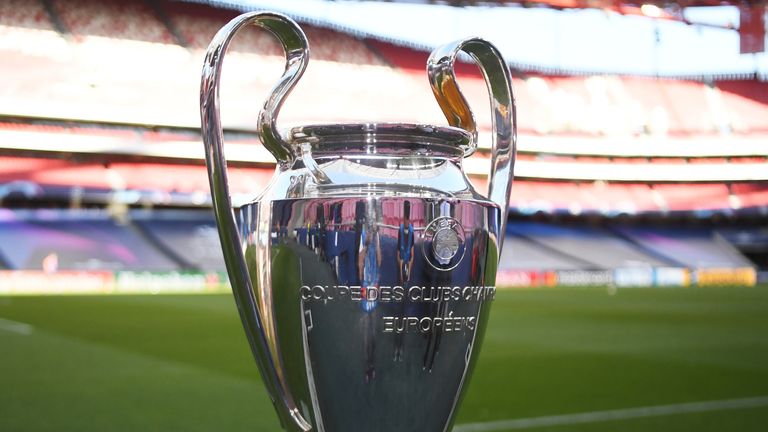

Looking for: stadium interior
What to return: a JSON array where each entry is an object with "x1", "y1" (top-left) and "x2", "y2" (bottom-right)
[
  {"x1": 0, "y1": 0, "x2": 766, "y2": 292},
  {"x1": 2, "y1": 1, "x2": 768, "y2": 431}
]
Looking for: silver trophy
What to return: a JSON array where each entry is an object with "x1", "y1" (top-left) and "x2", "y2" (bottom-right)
[{"x1": 201, "y1": 12, "x2": 515, "y2": 432}]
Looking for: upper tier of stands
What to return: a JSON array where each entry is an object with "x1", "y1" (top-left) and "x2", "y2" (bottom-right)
[
  {"x1": 1, "y1": 120, "x2": 765, "y2": 183},
  {"x1": 0, "y1": 0, "x2": 53, "y2": 30},
  {"x1": 0, "y1": 0, "x2": 766, "y2": 215},
  {"x1": 51, "y1": 0, "x2": 175, "y2": 44},
  {"x1": 2, "y1": 152, "x2": 766, "y2": 215},
  {"x1": 0, "y1": 0, "x2": 766, "y2": 138},
  {"x1": 163, "y1": 1, "x2": 385, "y2": 65},
  {"x1": 369, "y1": 40, "x2": 768, "y2": 136}
]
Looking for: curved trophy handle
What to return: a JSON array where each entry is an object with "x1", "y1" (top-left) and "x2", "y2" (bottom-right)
[
  {"x1": 200, "y1": 12, "x2": 312, "y2": 432},
  {"x1": 427, "y1": 38, "x2": 516, "y2": 251}
]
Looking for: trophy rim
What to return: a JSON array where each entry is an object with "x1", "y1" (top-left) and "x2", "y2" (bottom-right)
[{"x1": 288, "y1": 122, "x2": 472, "y2": 156}]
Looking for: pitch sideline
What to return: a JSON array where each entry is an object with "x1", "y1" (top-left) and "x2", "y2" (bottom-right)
[{"x1": 454, "y1": 395, "x2": 768, "y2": 431}]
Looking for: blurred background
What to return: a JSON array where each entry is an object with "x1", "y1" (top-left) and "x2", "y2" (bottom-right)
[{"x1": 0, "y1": 0, "x2": 766, "y2": 430}]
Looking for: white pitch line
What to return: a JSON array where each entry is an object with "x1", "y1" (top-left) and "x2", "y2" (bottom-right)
[
  {"x1": 0, "y1": 317, "x2": 33, "y2": 335},
  {"x1": 454, "y1": 395, "x2": 768, "y2": 432}
]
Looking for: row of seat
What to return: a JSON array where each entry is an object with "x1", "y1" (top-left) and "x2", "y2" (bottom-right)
[
  {"x1": 1, "y1": 156, "x2": 765, "y2": 214},
  {"x1": 0, "y1": 0, "x2": 385, "y2": 64},
  {"x1": 501, "y1": 222, "x2": 754, "y2": 270},
  {"x1": 2, "y1": 119, "x2": 764, "y2": 168},
  {"x1": 0, "y1": 209, "x2": 755, "y2": 272},
  {"x1": 380, "y1": 46, "x2": 768, "y2": 136}
]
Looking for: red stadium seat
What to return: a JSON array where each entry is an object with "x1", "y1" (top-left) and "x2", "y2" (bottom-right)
[
  {"x1": 731, "y1": 183, "x2": 768, "y2": 209},
  {"x1": 0, "y1": 0, "x2": 54, "y2": 30},
  {"x1": 52, "y1": 0, "x2": 175, "y2": 44},
  {"x1": 652, "y1": 183, "x2": 731, "y2": 212}
]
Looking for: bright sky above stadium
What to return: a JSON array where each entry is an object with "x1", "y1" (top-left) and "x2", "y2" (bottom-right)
[{"x1": 194, "y1": 0, "x2": 767, "y2": 78}]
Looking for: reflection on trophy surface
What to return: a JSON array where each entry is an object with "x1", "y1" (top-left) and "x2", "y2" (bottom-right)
[{"x1": 201, "y1": 11, "x2": 515, "y2": 432}]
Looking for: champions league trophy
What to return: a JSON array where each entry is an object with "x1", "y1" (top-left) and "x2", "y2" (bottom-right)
[{"x1": 201, "y1": 12, "x2": 515, "y2": 432}]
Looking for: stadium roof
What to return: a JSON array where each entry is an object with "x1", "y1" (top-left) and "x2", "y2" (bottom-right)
[{"x1": 188, "y1": 0, "x2": 767, "y2": 79}]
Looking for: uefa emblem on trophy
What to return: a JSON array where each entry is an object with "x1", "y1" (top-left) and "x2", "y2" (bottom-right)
[{"x1": 201, "y1": 11, "x2": 516, "y2": 432}]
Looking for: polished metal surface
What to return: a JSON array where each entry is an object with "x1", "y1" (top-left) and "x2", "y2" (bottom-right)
[
  {"x1": 239, "y1": 197, "x2": 500, "y2": 432},
  {"x1": 200, "y1": 12, "x2": 312, "y2": 431},
  {"x1": 200, "y1": 11, "x2": 516, "y2": 432}
]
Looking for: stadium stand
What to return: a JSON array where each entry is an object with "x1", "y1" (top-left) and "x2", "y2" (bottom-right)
[
  {"x1": 499, "y1": 235, "x2": 590, "y2": 271},
  {"x1": 164, "y1": 1, "x2": 283, "y2": 55},
  {"x1": 0, "y1": 207, "x2": 758, "y2": 278},
  {"x1": 0, "y1": 0, "x2": 53, "y2": 30},
  {"x1": 162, "y1": 0, "x2": 385, "y2": 64},
  {"x1": 731, "y1": 183, "x2": 768, "y2": 210},
  {"x1": 0, "y1": 155, "x2": 274, "y2": 203},
  {"x1": 717, "y1": 226, "x2": 768, "y2": 269},
  {"x1": 0, "y1": 209, "x2": 179, "y2": 271},
  {"x1": 0, "y1": 0, "x2": 68, "y2": 60},
  {"x1": 0, "y1": 117, "x2": 764, "y2": 214},
  {"x1": 51, "y1": 0, "x2": 175, "y2": 44},
  {"x1": 508, "y1": 222, "x2": 671, "y2": 269},
  {"x1": 716, "y1": 80, "x2": 768, "y2": 133},
  {"x1": 613, "y1": 225, "x2": 756, "y2": 269},
  {"x1": 652, "y1": 183, "x2": 731, "y2": 212},
  {"x1": 3, "y1": 0, "x2": 768, "y2": 138},
  {"x1": 130, "y1": 210, "x2": 226, "y2": 271},
  {"x1": 0, "y1": 0, "x2": 765, "y2": 288},
  {"x1": 367, "y1": 36, "x2": 768, "y2": 137}
]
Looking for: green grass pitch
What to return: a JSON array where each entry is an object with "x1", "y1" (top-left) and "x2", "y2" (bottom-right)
[{"x1": 1, "y1": 286, "x2": 767, "y2": 431}]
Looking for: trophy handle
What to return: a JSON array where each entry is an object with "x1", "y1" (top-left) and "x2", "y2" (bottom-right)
[
  {"x1": 427, "y1": 38, "x2": 516, "y2": 251},
  {"x1": 200, "y1": 12, "x2": 312, "y2": 432}
]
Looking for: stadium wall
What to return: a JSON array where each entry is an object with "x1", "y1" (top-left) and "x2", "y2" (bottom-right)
[
  {"x1": 0, "y1": 270, "x2": 229, "y2": 296},
  {"x1": 0, "y1": 266, "x2": 757, "y2": 296},
  {"x1": 0, "y1": 0, "x2": 766, "y2": 295},
  {"x1": 496, "y1": 267, "x2": 758, "y2": 288}
]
